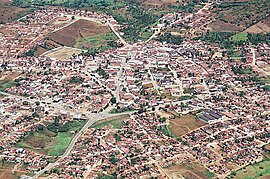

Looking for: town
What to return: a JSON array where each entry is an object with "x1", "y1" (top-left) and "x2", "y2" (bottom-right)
[{"x1": 0, "y1": 2, "x2": 269, "y2": 179}]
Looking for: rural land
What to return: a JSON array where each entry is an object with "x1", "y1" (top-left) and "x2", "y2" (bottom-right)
[{"x1": 0, "y1": 0, "x2": 269, "y2": 178}]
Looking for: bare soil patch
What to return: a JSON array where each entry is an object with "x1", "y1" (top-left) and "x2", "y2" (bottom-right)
[
  {"x1": 0, "y1": 71, "x2": 20, "y2": 83},
  {"x1": 44, "y1": 47, "x2": 83, "y2": 60},
  {"x1": 163, "y1": 162, "x2": 213, "y2": 179},
  {"x1": 0, "y1": 2, "x2": 31, "y2": 23},
  {"x1": 0, "y1": 162, "x2": 27, "y2": 179},
  {"x1": 207, "y1": 20, "x2": 244, "y2": 32},
  {"x1": 244, "y1": 16, "x2": 270, "y2": 34},
  {"x1": 169, "y1": 114, "x2": 206, "y2": 137}
]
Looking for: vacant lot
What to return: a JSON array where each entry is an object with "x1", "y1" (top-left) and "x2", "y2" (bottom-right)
[
  {"x1": 44, "y1": 47, "x2": 83, "y2": 61},
  {"x1": 163, "y1": 162, "x2": 214, "y2": 179},
  {"x1": 0, "y1": 162, "x2": 28, "y2": 179},
  {"x1": 207, "y1": 20, "x2": 244, "y2": 32},
  {"x1": 140, "y1": 0, "x2": 188, "y2": 7},
  {"x1": 0, "y1": 71, "x2": 21, "y2": 92},
  {"x1": 229, "y1": 159, "x2": 270, "y2": 179},
  {"x1": 0, "y1": 1, "x2": 32, "y2": 23},
  {"x1": 47, "y1": 19, "x2": 111, "y2": 47},
  {"x1": 244, "y1": 16, "x2": 270, "y2": 34},
  {"x1": 92, "y1": 114, "x2": 130, "y2": 129},
  {"x1": 17, "y1": 120, "x2": 86, "y2": 156},
  {"x1": 169, "y1": 114, "x2": 206, "y2": 137}
]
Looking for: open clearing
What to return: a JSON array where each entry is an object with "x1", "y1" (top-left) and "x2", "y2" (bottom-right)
[
  {"x1": 47, "y1": 19, "x2": 111, "y2": 47},
  {"x1": 0, "y1": 162, "x2": 28, "y2": 179},
  {"x1": 92, "y1": 114, "x2": 130, "y2": 129},
  {"x1": 207, "y1": 20, "x2": 244, "y2": 32},
  {"x1": 229, "y1": 159, "x2": 270, "y2": 179},
  {"x1": 17, "y1": 120, "x2": 86, "y2": 156},
  {"x1": 168, "y1": 114, "x2": 206, "y2": 137},
  {"x1": 44, "y1": 47, "x2": 83, "y2": 61},
  {"x1": 244, "y1": 17, "x2": 270, "y2": 34},
  {"x1": 0, "y1": 1, "x2": 32, "y2": 23},
  {"x1": 163, "y1": 162, "x2": 214, "y2": 179},
  {"x1": 0, "y1": 71, "x2": 21, "y2": 92}
]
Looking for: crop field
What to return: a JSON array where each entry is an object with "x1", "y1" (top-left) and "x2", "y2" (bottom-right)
[
  {"x1": 17, "y1": 120, "x2": 86, "y2": 156},
  {"x1": 168, "y1": 114, "x2": 206, "y2": 137},
  {"x1": 163, "y1": 162, "x2": 215, "y2": 179},
  {"x1": 47, "y1": 19, "x2": 111, "y2": 47}
]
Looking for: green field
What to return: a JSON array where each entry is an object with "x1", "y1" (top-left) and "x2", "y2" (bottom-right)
[
  {"x1": 92, "y1": 115, "x2": 129, "y2": 129},
  {"x1": 230, "y1": 33, "x2": 248, "y2": 42},
  {"x1": 0, "y1": 81, "x2": 17, "y2": 92},
  {"x1": 74, "y1": 32, "x2": 117, "y2": 51},
  {"x1": 17, "y1": 120, "x2": 86, "y2": 156},
  {"x1": 229, "y1": 159, "x2": 270, "y2": 179}
]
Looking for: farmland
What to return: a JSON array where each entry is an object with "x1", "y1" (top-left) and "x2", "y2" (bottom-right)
[{"x1": 47, "y1": 19, "x2": 112, "y2": 48}]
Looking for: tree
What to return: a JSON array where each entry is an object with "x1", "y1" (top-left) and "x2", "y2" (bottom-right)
[{"x1": 110, "y1": 97, "x2": 117, "y2": 104}]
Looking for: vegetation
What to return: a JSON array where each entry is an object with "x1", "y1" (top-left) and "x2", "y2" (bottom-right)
[
  {"x1": 17, "y1": 119, "x2": 86, "y2": 156},
  {"x1": 92, "y1": 115, "x2": 129, "y2": 129},
  {"x1": 0, "y1": 81, "x2": 19, "y2": 92},
  {"x1": 109, "y1": 106, "x2": 134, "y2": 114},
  {"x1": 178, "y1": 95, "x2": 193, "y2": 101},
  {"x1": 158, "y1": 125, "x2": 175, "y2": 138},
  {"x1": 155, "y1": 33, "x2": 183, "y2": 45},
  {"x1": 199, "y1": 31, "x2": 270, "y2": 49},
  {"x1": 229, "y1": 158, "x2": 270, "y2": 179}
]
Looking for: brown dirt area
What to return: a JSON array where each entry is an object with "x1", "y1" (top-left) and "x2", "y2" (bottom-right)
[
  {"x1": 207, "y1": 20, "x2": 244, "y2": 32},
  {"x1": 47, "y1": 19, "x2": 111, "y2": 46},
  {"x1": 0, "y1": 71, "x2": 20, "y2": 83},
  {"x1": 168, "y1": 114, "x2": 206, "y2": 137},
  {"x1": 18, "y1": 128, "x2": 57, "y2": 155},
  {"x1": 163, "y1": 162, "x2": 213, "y2": 179},
  {"x1": 44, "y1": 47, "x2": 83, "y2": 60},
  {"x1": 244, "y1": 16, "x2": 270, "y2": 34},
  {"x1": 140, "y1": 0, "x2": 190, "y2": 7},
  {"x1": 34, "y1": 39, "x2": 62, "y2": 56},
  {"x1": 0, "y1": 162, "x2": 28, "y2": 179},
  {"x1": 0, "y1": 1, "x2": 31, "y2": 23}
]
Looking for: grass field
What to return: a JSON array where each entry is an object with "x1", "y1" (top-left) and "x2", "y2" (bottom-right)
[
  {"x1": 92, "y1": 115, "x2": 129, "y2": 129},
  {"x1": 229, "y1": 158, "x2": 270, "y2": 179},
  {"x1": 74, "y1": 32, "x2": 117, "y2": 51},
  {"x1": 230, "y1": 32, "x2": 248, "y2": 42},
  {"x1": 168, "y1": 114, "x2": 206, "y2": 137},
  {"x1": 17, "y1": 120, "x2": 86, "y2": 156},
  {"x1": 163, "y1": 162, "x2": 215, "y2": 179}
]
